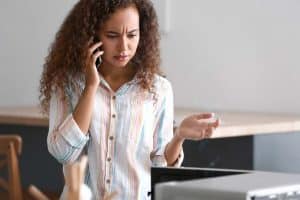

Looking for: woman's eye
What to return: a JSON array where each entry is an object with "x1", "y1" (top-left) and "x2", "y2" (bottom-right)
[
  {"x1": 106, "y1": 35, "x2": 118, "y2": 38},
  {"x1": 106, "y1": 34, "x2": 136, "y2": 39},
  {"x1": 128, "y1": 34, "x2": 136, "y2": 38}
]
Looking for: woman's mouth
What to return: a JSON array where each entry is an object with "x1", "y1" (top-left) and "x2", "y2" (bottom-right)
[{"x1": 114, "y1": 55, "x2": 129, "y2": 62}]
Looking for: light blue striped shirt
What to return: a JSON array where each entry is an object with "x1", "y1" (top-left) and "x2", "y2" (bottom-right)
[{"x1": 47, "y1": 74, "x2": 183, "y2": 200}]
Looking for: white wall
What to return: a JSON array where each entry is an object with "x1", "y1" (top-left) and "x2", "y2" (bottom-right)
[
  {"x1": 1, "y1": 0, "x2": 300, "y2": 172},
  {"x1": 160, "y1": 0, "x2": 300, "y2": 114},
  {"x1": 158, "y1": 0, "x2": 300, "y2": 173},
  {"x1": 0, "y1": 0, "x2": 77, "y2": 106}
]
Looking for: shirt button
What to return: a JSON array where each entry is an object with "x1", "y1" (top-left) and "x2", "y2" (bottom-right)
[
  {"x1": 112, "y1": 96, "x2": 116, "y2": 100},
  {"x1": 106, "y1": 179, "x2": 110, "y2": 184},
  {"x1": 112, "y1": 114, "x2": 116, "y2": 118},
  {"x1": 107, "y1": 157, "x2": 111, "y2": 162},
  {"x1": 109, "y1": 136, "x2": 114, "y2": 140}
]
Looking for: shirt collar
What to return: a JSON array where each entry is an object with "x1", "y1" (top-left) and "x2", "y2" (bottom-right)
[{"x1": 98, "y1": 72, "x2": 139, "y2": 95}]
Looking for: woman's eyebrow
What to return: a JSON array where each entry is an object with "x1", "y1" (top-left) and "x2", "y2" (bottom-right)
[
  {"x1": 106, "y1": 29, "x2": 139, "y2": 34},
  {"x1": 128, "y1": 29, "x2": 139, "y2": 33},
  {"x1": 106, "y1": 31, "x2": 119, "y2": 34}
]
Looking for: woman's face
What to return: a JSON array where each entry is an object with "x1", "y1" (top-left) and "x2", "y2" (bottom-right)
[{"x1": 99, "y1": 5, "x2": 140, "y2": 69}]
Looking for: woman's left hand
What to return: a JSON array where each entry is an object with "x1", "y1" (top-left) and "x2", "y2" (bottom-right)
[{"x1": 175, "y1": 113, "x2": 220, "y2": 141}]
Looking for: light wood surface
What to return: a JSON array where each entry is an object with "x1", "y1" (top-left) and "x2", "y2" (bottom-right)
[
  {"x1": 1, "y1": 106, "x2": 300, "y2": 138},
  {"x1": 175, "y1": 108, "x2": 300, "y2": 138},
  {"x1": 0, "y1": 106, "x2": 47, "y2": 126}
]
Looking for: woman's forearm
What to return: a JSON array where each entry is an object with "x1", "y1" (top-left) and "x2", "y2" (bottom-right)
[
  {"x1": 164, "y1": 130, "x2": 185, "y2": 166},
  {"x1": 73, "y1": 85, "x2": 98, "y2": 134}
]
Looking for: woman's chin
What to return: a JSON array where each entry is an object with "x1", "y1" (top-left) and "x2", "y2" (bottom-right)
[{"x1": 112, "y1": 60, "x2": 130, "y2": 68}]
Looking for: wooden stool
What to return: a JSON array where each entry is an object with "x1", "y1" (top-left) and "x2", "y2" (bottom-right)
[
  {"x1": 64, "y1": 156, "x2": 117, "y2": 200},
  {"x1": 0, "y1": 135, "x2": 23, "y2": 200},
  {"x1": 28, "y1": 155, "x2": 117, "y2": 200}
]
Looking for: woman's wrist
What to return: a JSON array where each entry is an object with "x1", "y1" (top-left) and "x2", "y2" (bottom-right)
[
  {"x1": 174, "y1": 127, "x2": 185, "y2": 144},
  {"x1": 85, "y1": 76, "x2": 100, "y2": 90},
  {"x1": 84, "y1": 84, "x2": 98, "y2": 92}
]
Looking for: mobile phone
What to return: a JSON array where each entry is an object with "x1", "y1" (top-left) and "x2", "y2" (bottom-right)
[{"x1": 93, "y1": 36, "x2": 102, "y2": 69}]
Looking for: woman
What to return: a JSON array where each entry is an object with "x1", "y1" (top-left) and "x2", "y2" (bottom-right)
[{"x1": 39, "y1": 0, "x2": 219, "y2": 199}]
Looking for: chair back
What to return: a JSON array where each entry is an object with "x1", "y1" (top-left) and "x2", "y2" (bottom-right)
[{"x1": 0, "y1": 135, "x2": 23, "y2": 200}]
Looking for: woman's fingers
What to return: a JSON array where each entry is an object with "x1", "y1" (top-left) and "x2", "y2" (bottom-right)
[
  {"x1": 85, "y1": 41, "x2": 103, "y2": 67},
  {"x1": 179, "y1": 113, "x2": 221, "y2": 140},
  {"x1": 194, "y1": 112, "x2": 214, "y2": 120},
  {"x1": 194, "y1": 117, "x2": 219, "y2": 129},
  {"x1": 193, "y1": 119, "x2": 219, "y2": 139},
  {"x1": 194, "y1": 128, "x2": 212, "y2": 140},
  {"x1": 92, "y1": 51, "x2": 104, "y2": 63},
  {"x1": 214, "y1": 118, "x2": 220, "y2": 127},
  {"x1": 207, "y1": 118, "x2": 220, "y2": 129},
  {"x1": 88, "y1": 41, "x2": 102, "y2": 55},
  {"x1": 204, "y1": 127, "x2": 214, "y2": 138}
]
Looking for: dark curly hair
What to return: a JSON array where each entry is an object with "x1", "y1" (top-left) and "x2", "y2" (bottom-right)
[{"x1": 39, "y1": 0, "x2": 162, "y2": 114}]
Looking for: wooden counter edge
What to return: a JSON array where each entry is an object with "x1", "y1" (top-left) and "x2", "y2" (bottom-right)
[{"x1": 0, "y1": 115, "x2": 48, "y2": 127}]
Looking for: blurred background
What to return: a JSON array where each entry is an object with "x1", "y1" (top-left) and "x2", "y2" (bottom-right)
[{"x1": 0, "y1": 0, "x2": 300, "y2": 194}]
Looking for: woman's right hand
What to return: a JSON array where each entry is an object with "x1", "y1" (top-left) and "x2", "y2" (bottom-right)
[
  {"x1": 85, "y1": 41, "x2": 103, "y2": 88},
  {"x1": 176, "y1": 113, "x2": 220, "y2": 141}
]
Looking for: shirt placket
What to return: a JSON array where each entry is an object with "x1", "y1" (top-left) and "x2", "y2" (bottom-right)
[{"x1": 104, "y1": 93, "x2": 117, "y2": 194}]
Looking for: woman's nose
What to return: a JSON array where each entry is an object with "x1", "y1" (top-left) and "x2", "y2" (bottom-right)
[{"x1": 118, "y1": 36, "x2": 128, "y2": 51}]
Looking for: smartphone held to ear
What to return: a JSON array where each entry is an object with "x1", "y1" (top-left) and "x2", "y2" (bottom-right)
[{"x1": 95, "y1": 55, "x2": 102, "y2": 70}]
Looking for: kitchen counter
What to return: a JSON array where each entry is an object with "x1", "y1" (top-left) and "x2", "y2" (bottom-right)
[{"x1": 2, "y1": 106, "x2": 300, "y2": 138}]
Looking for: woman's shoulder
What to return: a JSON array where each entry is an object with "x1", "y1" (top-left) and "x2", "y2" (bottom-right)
[
  {"x1": 153, "y1": 74, "x2": 172, "y2": 90},
  {"x1": 152, "y1": 74, "x2": 173, "y2": 96}
]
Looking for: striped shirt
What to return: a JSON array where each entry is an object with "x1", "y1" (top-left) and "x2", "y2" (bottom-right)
[{"x1": 47, "y1": 74, "x2": 183, "y2": 200}]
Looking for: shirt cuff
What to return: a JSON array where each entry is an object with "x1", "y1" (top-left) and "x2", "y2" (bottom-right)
[
  {"x1": 58, "y1": 114, "x2": 89, "y2": 148},
  {"x1": 151, "y1": 144, "x2": 184, "y2": 167}
]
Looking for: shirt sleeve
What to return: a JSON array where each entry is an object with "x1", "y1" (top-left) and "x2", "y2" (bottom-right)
[
  {"x1": 47, "y1": 90, "x2": 89, "y2": 164},
  {"x1": 151, "y1": 80, "x2": 184, "y2": 167}
]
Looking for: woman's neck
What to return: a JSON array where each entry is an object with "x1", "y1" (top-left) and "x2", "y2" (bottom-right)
[{"x1": 98, "y1": 62, "x2": 136, "y2": 91}]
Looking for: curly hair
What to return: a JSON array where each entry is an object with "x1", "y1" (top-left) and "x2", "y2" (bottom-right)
[{"x1": 39, "y1": 0, "x2": 162, "y2": 114}]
